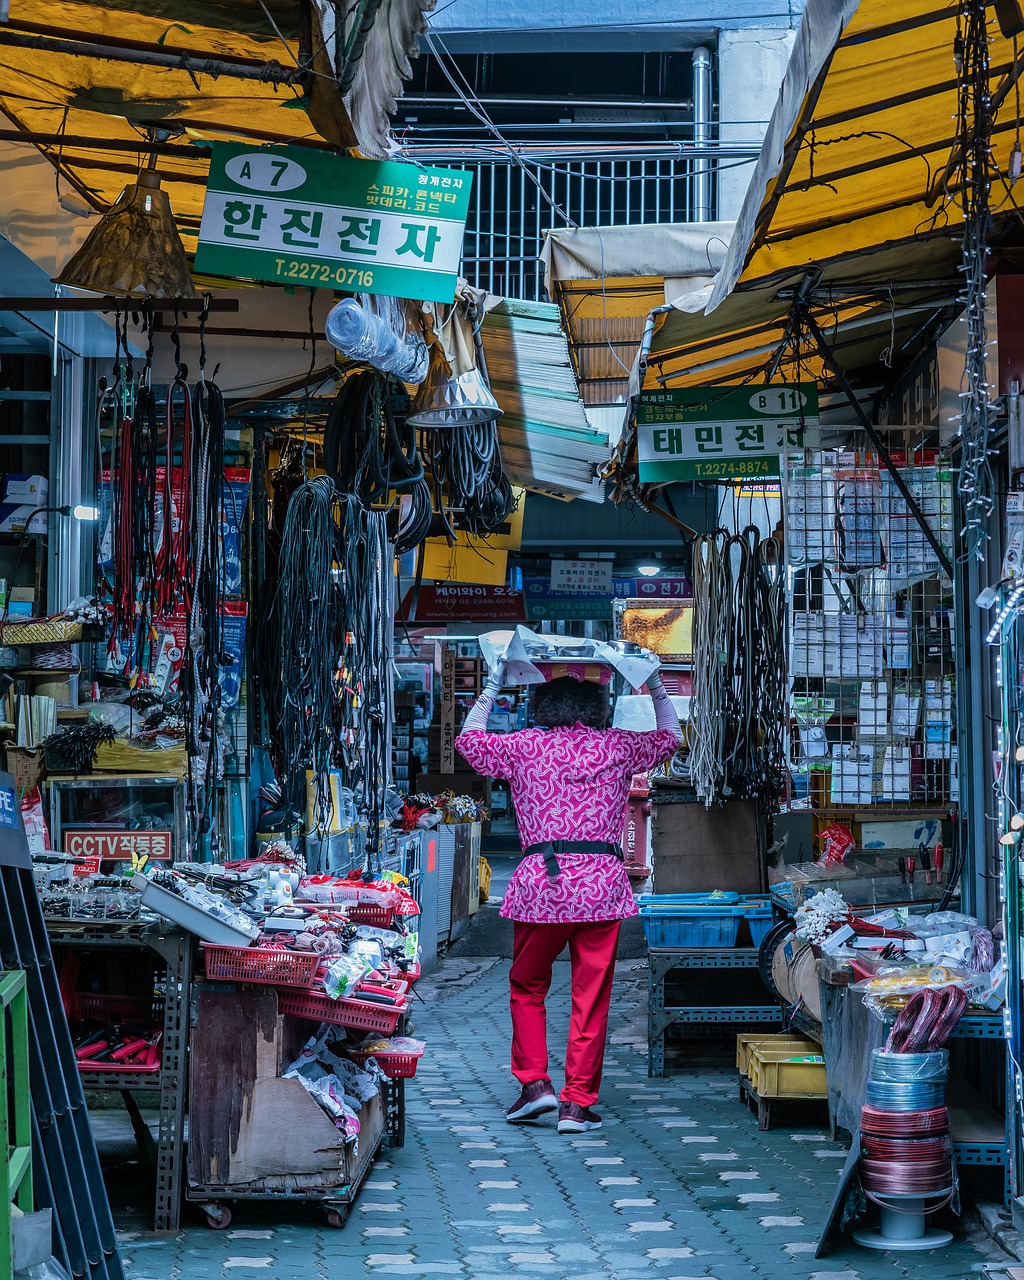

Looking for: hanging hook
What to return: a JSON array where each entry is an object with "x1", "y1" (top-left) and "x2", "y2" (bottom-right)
[
  {"x1": 198, "y1": 292, "x2": 211, "y2": 384},
  {"x1": 144, "y1": 301, "x2": 156, "y2": 389},
  {"x1": 171, "y1": 303, "x2": 187, "y2": 384}
]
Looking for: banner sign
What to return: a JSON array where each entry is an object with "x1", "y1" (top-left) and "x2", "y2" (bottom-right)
[
  {"x1": 195, "y1": 144, "x2": 473, "y2": 303},
  {"x1": 550, "y1": 560, "x2": 614, "y2": 596},
  {"x1": 400, "y1": 584, "x2": 526, "y2": 624},
  {"x1": 637, "y1": 384, "x2": 818, "y2": 483},
  {"x1": 0, "y1": 773, "x2": 31, "y2": 870},
  {"x1": 64, "y1": 831, "x2": 173, "y2": 862}
]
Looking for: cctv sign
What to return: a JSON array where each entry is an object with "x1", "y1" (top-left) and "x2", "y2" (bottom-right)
[{"x1": 64, "y1": 830, "x2": 172, "y2": 862}]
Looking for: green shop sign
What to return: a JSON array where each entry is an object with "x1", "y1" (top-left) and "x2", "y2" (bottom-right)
[
  {"x1": 636, "y1": 384, "x2": 818, "y2": 483},
  {"x1": 195, "y1": 144, "x2": 473, "y2": 303}
]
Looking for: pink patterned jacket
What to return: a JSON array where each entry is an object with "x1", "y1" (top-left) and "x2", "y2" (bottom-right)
[{"x1": 455, "y1": 723, "x2": 680, "y2": 923}]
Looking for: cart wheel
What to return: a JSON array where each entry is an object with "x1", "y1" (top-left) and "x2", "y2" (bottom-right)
[
  {"x1": 325, "y1": 1207, "x2": 349, "y2": 1229},
  {"x1": 205, "y1": 1205, "x2": 232, "y2": 1230}
]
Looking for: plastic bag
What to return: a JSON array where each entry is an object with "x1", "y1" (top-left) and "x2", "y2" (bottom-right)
[
  {"x1": 325, "y1": 295, "x2": 429, "y2": 383},
  {"x1": 324, "y1": 954, "x2": 371, "y2": 999},
  {"x1": 852, "y1": 963, "x2": 971, "y2": 998},
  {"x1": 18, "y1": 1263, "x2": 73, "y2": 1280}
]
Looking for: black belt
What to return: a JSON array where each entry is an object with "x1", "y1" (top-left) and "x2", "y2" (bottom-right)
[{"x1": 524, "y1": 840, "x2": 623, "y2": 879}]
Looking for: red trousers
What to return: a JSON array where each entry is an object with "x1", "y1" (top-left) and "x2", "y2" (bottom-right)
[{"x1": 509, "y1": 918, "x2": 621, "y2": 1107}]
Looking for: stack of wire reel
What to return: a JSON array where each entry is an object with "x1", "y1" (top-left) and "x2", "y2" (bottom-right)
[{"x1": 854, "y1": 1048, "x2": 954, "y2": 1251}]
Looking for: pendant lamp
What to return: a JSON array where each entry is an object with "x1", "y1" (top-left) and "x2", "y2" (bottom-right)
[
  {"x1": 54, "y1": 163, "x2": 197, "y2": 299},
  {"x1": 405, "y1": 347, "x2": 502, "y2": 429}
]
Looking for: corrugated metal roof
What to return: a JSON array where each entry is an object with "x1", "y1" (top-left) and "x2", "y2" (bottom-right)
[{"x1": 482, "y1": 297, "x2": 609, "y2": 503}]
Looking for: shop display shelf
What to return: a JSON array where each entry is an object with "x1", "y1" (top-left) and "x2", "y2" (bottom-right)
[
  {"x1": 78, "y1": 1065, "x2": 162, "y2": 1088},
  {"x1": 45, "y1": 918, "x2": 192, "y2": 1234},
  {"x1": 648, "y1": 946, "x2": 779, "y2": 1077},
  {"x1": 950, "y1": 1012, "x2": 1004, "y2": 1039}
]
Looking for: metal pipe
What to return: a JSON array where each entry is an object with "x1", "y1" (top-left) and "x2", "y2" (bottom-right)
[
  {"x1": 0, "y1": 28, "x2": 310, "y2": 86},
  {"x1": 692, "y1": 46, "x2": 713, "y2": 221}
]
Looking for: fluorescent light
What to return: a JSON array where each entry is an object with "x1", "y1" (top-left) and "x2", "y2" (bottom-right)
[
  {"x1": 72, "y1": 504, "x2": 99, "y2": 521},
  {"x1": 637, "y1": 564, "x2": 661, "y2": 577}
]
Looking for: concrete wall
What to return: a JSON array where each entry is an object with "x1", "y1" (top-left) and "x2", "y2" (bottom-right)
[
  {"x1": 717, "y1": 27, "x2": 798, "y2": 220},
  {"x1": 428, "y1": 0, "x2": 798, "y2": 52}
]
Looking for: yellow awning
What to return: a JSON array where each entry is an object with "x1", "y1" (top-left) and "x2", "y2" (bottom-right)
[
  {"x1": 0, "y1": 0, "x2": 427, "y2": 252},
  {"x1": 644, "y1": 0, "x2": 1022, "y2": 394}
]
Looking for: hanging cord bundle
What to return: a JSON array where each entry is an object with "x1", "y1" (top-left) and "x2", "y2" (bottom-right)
[
  {"x1": 688, "y1": 526, "x2": 789, "y2": 809},
  {"x1": 428, "y1": 421, "x2": 515, "y2": 534},
  {"x1": 109, "y1": 310, "x2": 161, "y2": 673},
  {"x1": 278, "y1": 476, "x2": 344, "y2": 826},
  {"x1": 185, "y1": 308, "x2": 228, "y2": 844},
  {"x1": 689, "y1": 533, "x2": 726, "y2": 804},
  {"x1": 156, "y1": 312, "x2": 193, "y2": 613},
  {"x1": 277, "y1": 478, "x2": 395, "y2": 862},
  {"x1": 954, "y1": 0, "x2": 996, "y2": 561},
  {"x1": 322, "y1": 369, "x2": 432, "y2": 552}
]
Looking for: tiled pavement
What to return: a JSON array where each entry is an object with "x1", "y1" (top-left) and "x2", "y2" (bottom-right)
[{"x1": 113, "y1": 956, "x2": 1006, "y2": 1279}]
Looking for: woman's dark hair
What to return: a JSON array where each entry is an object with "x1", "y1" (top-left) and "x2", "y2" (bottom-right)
[{"x1": 531, "y1": 677, "x2": 609, "y2": 729}]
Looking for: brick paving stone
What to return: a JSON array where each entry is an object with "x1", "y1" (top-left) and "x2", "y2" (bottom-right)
[{"x1": 108, "y1": 955, "x2": 1005, "y2": 1280}]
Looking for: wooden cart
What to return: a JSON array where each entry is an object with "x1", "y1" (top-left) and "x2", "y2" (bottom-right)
[{"x1": 187, "y1": 984, "x2": 388, "y2": 1229}]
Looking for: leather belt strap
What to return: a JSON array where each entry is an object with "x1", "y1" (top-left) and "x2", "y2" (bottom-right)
[{"x1": 524, "y1": 840, "x2": 623, "y2": 879}]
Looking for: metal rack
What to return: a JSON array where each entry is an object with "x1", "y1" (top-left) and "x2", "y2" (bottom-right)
[
  {"x1": 648, "y1": 947, "x2": 778, "y2": 1077},
  {"x1": 786, "y1": 447, "x2": 957, "y2": 889},
  {"x1": 45, "y1": 919, "x2": 193, "y2": 1233},
  {"x1": 814, "y1": 973, "x2": 1009, "y2": 1195}
]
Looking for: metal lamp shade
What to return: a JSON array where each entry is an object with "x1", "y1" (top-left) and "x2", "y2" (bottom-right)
[
  {"x1": 54, "y1": 171, "x2": 197, "y2": 299},
  {"x1": 405, "y1": 356, "x2": 502, "y2": 429}
]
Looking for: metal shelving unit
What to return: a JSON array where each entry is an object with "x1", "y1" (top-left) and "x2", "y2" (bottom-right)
[
  {"x1": 45, "y1": 919, "x2": 192, "y2": 1233},
  {"x1": 648, "y1": 947, "x2": 778, "y2": 1077}
]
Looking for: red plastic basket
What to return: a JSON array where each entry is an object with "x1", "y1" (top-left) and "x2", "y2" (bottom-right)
[
  {"x1": 203, "y1": 944, "x2": 319, "y2": 989},
  {"x1": 347, "y1": 1049, "x2": 423, "y2": 1079},
  {"x1": 347, "y1": 903, "x2": 395, "y2": 929},
  {"x1": 278, "y1": 989, "x2": 406, "y2": 1035}
]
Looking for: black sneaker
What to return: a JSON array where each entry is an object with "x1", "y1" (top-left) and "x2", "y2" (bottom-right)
[
  {"x1": 557, "y1": 1101, "x2": 603, "y2": 1134},
  {"x1": 506, "y1": 1080, "x2": 558, "y2": 1123}
]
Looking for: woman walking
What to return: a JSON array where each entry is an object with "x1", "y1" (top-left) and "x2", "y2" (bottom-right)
[{"x1": 456, "y1": 665, "x2": 682, "y2": 1133}]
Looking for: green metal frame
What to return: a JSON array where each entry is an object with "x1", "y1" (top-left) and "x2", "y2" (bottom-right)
[{"x1": 0, "y1": 969, "x2": 33, "y2": 1275}]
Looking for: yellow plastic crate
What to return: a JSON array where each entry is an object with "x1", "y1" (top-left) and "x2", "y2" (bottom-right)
[
  {"x1": 735, "y1": 1033, "x2": 816, "y2": 1079},
  {"x1": 748, "y1": 1046, "x2": 826, "y2": 1099}
]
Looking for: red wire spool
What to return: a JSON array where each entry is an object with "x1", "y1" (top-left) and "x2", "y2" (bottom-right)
[
  {"x1": 861, "y1": 1133, "x2": 952, "y2": 1161},
  {"x1": 860, "y1": 1105, "x2": 950, "y2": 1137},
  {"x1": 860, "y1": 1157, "x2": 953, "y2": 1195}
]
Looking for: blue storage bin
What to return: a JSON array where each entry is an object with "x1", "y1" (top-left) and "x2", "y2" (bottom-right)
[
  {"x1": 744, "y1": 909, "x2": 774, "y2": 948},
  {"x1": 639, "y1": 905, "x2": 742, "y2": 949},
  {"x1": 636, "y1": 892, "x2": 739, "y2": 907}
]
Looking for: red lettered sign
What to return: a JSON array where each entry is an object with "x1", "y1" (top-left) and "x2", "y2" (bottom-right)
[{"x1": 64, "y1": 830, "x2": 173, "y2": 864}]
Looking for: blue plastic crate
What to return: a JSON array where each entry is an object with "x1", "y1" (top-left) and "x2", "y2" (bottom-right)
[
  {"x1": 743, "y1": 909, "x2": 774, "y2": 948},
  {"x1": 636, "y1": 892, "x2": 739, "y2": 907},
  {"x1": 639, "y1": 905, "x2": 742, "y2": 949}
]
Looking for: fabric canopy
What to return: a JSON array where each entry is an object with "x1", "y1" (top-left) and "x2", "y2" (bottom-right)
[
  {"x1": 0, "y1": 0, "x2": 427, "y2": 251},
  {"x1": 541, "y1": 221, "x2": 734, "y2": 406},
  {"x1": 643, "y1": 0, "x2": 1023, "y2": 395}
]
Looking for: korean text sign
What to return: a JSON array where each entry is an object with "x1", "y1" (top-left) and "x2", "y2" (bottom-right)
[
  {"x1": 636, "y1": 385, "x2": 818, "y2": 483},
  {"x1": 195, "y1": 144, "x2": 473, "y2": 303}
]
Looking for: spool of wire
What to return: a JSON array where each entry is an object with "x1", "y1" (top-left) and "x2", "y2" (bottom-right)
[
  {"x1": 870, "y1": 1050, "x2": 948, "y2": 1084},
  {"x1": 859, "y1": 1157, "x2": 953, "y2": 1196},
  {"x1": 866, "y1": 1078, "x2": 945, "y2": 1111},
  {"x1": 861, "y1": 1133, "x2": 952, "y2": 1162},
  {"x1": 860, "y1": 1105, "x2": 950, "y2": 1136}
]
